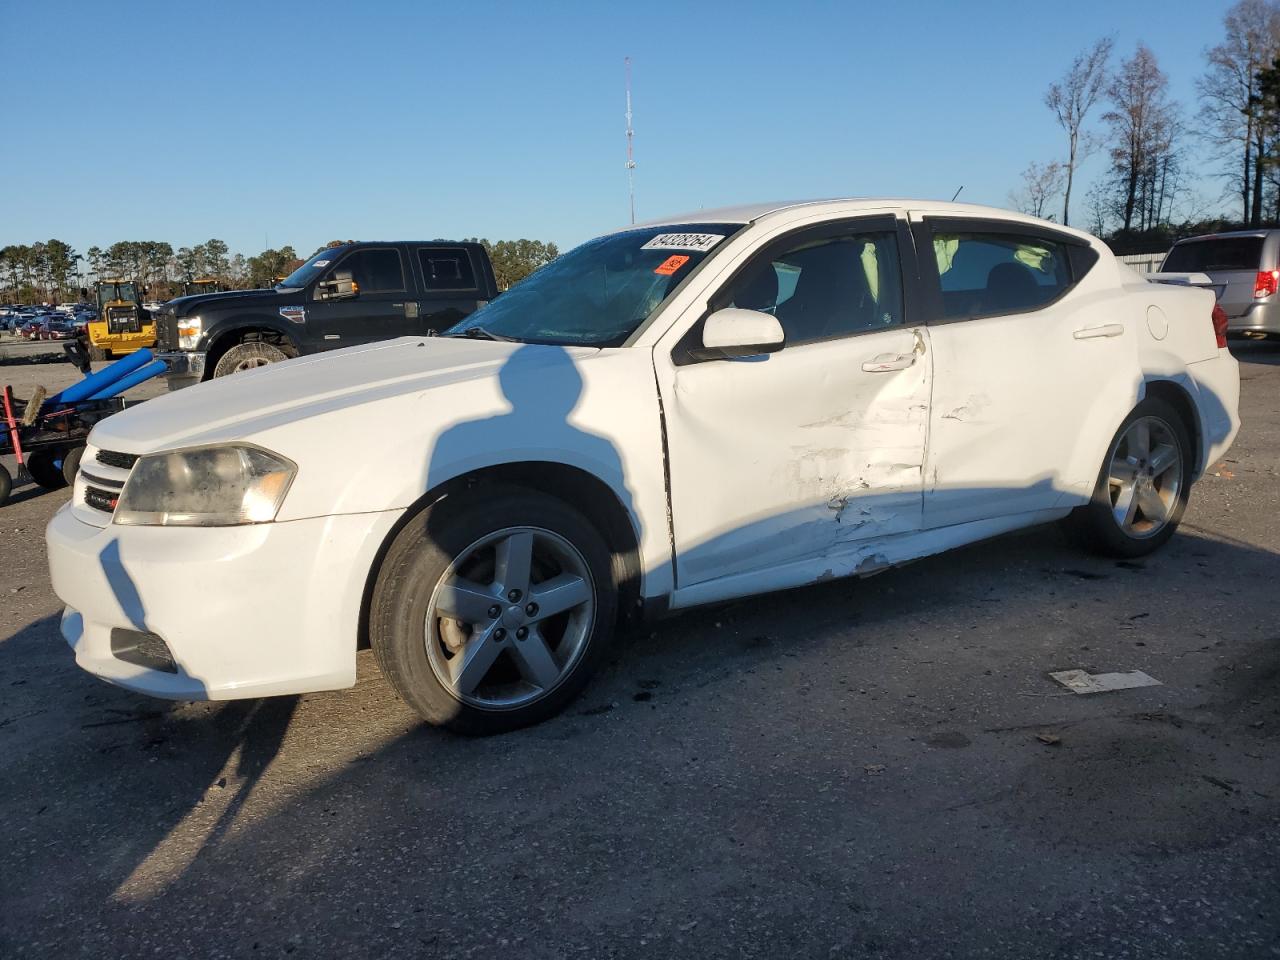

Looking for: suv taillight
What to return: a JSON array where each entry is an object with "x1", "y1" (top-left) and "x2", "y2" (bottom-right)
[
  {"x1": 1254, "y1": 269, "x2": 1278, "y2": 298},
  {"x1": 1212, "y1": 304, "x2": 1229, "y2": 348}
]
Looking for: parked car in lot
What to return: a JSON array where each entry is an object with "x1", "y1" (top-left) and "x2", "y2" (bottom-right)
[
  {"x1": 19, "y1": 319, "x2": 45, "y2": 339},
  {"x1": 39, "y1": 319, "x2": 75, "y2": 340},
  {"x1": 1154, "y1": 229, "x2": 1280, "y2": 341},
  {"x1": 47, "y1": 200, "x2": 1239, "y2": 734},
  {"x1": 151, "y1": 240, "x2": 499, "y2": 382}
]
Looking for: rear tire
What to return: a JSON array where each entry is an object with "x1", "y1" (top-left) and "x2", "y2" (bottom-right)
[
  {"x1": 0, "y1": 464, "x2": 11, "y2": 505},
  {"x1": 212, "y1": 341, "x2": 288, "y2": 378},
  {"x1": 1064, "y1": 397, "x2": 1192, "y2": 558},
  {"x1": 371, "y1": 485, "x2": 617, "y2": 735}
]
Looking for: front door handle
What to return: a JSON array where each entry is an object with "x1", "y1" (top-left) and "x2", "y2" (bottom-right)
[
  {"x1": 1073, "y1": 323, "x2": 1124, "y2": 340},
  {"x1": 862, "y1": 353, "x2": 916, "y2": 373}
]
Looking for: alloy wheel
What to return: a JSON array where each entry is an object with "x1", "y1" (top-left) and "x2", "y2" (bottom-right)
[
  {"x1": 1106, "y1": 416, "x2": 1182, "y2": 538},
  {"x1": 424, "y1": 526, "x2": 596, "y2": 709}
]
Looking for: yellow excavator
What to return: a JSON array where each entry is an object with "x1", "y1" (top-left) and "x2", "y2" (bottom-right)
[{"x1": 85, "y1": 280, "x2": 156, "y2": 360}]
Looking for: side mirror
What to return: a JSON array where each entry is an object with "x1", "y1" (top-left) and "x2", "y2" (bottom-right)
[
  {"x1": 688, "y1": 307, "x2": 785, "y2": 361},
  {"x1": 318, "y1": 271, "x2": 359, "y2": 301}
]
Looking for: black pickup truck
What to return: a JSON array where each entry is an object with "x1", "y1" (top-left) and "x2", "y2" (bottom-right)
[{"x1": 153, "y1": 241, "x2": 498, "y2": 381}]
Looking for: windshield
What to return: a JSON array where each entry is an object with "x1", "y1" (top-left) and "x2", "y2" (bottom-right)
[
  {"x1": 448, "y1": 223, "x2": 742, "y2": 346},
  {"x1": 97, "y1": 282, "x2": 137, "y2": 306},
  {"x1": 1162, "y1": 236, "x2": 1266, "y2": 272},
  {"x1": 277, "y1": 247, "x2": 347, "y2": 289}
]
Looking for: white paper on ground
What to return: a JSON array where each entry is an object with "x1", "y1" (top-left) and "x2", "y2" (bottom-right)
[{"x1": 1049, "y1": 669, "x2": 1163, "y2": 695}]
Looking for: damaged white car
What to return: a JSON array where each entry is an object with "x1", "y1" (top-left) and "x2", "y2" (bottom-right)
[{"x1": 47, "y1": 200, "x2": 1240, "y2": 732}]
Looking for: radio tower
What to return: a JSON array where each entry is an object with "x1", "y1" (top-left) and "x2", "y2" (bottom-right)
[{"x1": 624, "y1": 57, "x2": 636, "y2": 224}]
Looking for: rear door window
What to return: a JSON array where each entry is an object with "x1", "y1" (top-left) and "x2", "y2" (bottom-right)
[
  {"x1": 933, "y1": 232, "x2": 1071, "y2": 319},
  {"x1": 1161, "y1": 237, "x2": 1265, "y2": 272},
  {"x1": 418, "y1": 247, "x2": 478, "y2": 291}
]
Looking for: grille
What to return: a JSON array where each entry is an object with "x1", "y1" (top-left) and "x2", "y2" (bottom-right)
[
  {"x1": 154, "y1": 309, "x2": 177, "y2": 350},
  {"x1": 80, "y1": 469, "x2": 124, "y2": 489},
  {"x1": 96, "y1": 449, "x2": 139, "y2": 470},
  {"x1": 84, "y1": 486, "x2": 119, "y2": 513},
  {"x1": 106, "y1": 307, "x2": 140, "y2": 334}
]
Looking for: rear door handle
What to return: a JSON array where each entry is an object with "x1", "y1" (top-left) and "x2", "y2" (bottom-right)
[
  {"x1": 1073, "y1": 323, "x2": 1124, "y2": 340},
  {"x1": 862, "y1": 353, "x2": 916, "y2": 372}
]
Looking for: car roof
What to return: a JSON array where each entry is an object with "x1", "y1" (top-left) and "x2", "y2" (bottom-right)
[{"x1": 620, "y1": 198, "x2": 1095, "y2": 241}]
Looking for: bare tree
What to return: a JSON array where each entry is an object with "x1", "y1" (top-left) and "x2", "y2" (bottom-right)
[
  {"x1": 1198, "y1": 0, "x2": 1280, "y2": 224},
  {"x1": 1009, "y1": 161, "x2": 1066, "y2": 219},
  {"x1": 1103, "y1": 44, "x2": 1181, "y2": 233},
  {"x1": 1045, "y1": 37, "x2": 1113, "y2": 226}
]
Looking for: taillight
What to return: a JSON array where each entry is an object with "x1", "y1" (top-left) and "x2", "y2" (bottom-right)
[
  {"x1": 1254, "y1": 269, "x2": 1278, "y2": 298},
  {"x1": 1211, "y1": 303, "x2": 1229, "y2": 348}
]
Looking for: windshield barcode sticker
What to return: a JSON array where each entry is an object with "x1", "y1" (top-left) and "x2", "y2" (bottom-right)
[{"x1": 641, "y1": 233, "x2": 725, "y2": 252}]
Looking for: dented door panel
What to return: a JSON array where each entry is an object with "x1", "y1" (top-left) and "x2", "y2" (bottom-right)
[{"x1": 657, "y1": 327, "x2": 932, "y2": 587}]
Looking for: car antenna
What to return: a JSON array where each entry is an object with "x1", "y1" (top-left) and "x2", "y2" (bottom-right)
[{"x1": 950, "y1": 185, "x2": 964, "y2": 202}]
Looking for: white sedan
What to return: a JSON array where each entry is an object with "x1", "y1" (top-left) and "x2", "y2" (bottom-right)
[{"x1": 46, "y1": 200, "x2": 1240, "y2": 733}]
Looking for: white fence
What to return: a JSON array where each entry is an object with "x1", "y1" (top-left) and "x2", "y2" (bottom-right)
[{"x1": 1117, "y1": 252, "x2": 1169, "y2": 274}]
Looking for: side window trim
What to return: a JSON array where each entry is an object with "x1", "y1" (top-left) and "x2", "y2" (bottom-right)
[
  {"x1": 317, "y1": 246, "x2": 409, "y2": 298},
  {"x1": 915, "y1": 217, "x2": 1099, "y2": 325}
]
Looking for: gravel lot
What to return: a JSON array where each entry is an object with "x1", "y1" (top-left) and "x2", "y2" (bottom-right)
[{"x1": 2, "y1": 345, "x2": 1278, "y2": 959}]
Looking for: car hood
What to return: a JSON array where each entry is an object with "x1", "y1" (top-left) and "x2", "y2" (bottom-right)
[
  {"x1": 89, "y1": 337, "x2": 599, "y2": 453},
  {"x1": 163, "y1": 288, "x2": 285, "y2": 314}
]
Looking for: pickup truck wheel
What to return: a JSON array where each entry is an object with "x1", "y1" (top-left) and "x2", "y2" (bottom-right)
[
  {"x1": 0, "y1": 464, "x2": 11, "y2": 505},
  {"x1": 371, "y1": 486, "x2": 617, "y2": 734},
  {"x1": 1064, "y1": 397, "x2": 1191, "y2": 558},
  {"x1": 212, "y1": 341, "x2": 288, "y2": 378}
]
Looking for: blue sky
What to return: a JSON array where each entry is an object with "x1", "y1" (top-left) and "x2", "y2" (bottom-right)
[{"x1": 2, "y1": 0, "x2": 1233, "y2": 259}]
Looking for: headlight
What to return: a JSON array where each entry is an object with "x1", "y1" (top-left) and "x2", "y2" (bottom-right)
[
  {"x1": 177, "y1": 315, "x2": 202, "y2": 349},
  {"x1": 114, "y1": 444, "x2": 296, "y2": 526}
]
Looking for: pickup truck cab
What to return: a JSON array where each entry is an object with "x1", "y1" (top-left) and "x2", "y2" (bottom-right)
[{"x1": 152, "y1": 240, "x2": 497, "y2": 381}]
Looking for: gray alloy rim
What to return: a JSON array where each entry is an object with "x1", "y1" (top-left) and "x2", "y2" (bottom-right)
[
  {"x1": 1107, "y1": 415, "x2": 1182, "y2": 539},
  {"x1": 234, "y1": 357, "x2": 274, "y2": 372},
  {"x1": 424, "y1": 526, "x2": 595, "y2": 710}
]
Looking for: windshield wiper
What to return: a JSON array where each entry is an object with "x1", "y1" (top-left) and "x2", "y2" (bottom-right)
[{"x1": 449, "y1": 326, "x2": 521, "y2": 342}]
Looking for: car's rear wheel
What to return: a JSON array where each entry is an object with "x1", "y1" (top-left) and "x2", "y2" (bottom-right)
[
  {"x1": 212, "y1": 341, "x2": 288, "y2": 378},
  {"x1": 371, "y1": 486, "x2": 617, "y2": 734},
  {"x1": 1065, "y1": 397, "x2": 1191, "y2": 558}
]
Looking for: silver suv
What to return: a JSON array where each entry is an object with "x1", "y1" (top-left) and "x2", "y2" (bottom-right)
[{"x1": 1157, "y1": 230, "x2": 1280, "y2": 340}]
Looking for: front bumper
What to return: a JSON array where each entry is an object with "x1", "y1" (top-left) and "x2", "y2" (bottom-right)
[
  {"x1": 46, "y1": 503, "x2": 403, "y2": 700},
  {"x1": 156, "y1": 350, "x2": 206, "y2": 378}
]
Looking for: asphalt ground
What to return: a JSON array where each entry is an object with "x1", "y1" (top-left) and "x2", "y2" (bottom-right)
[{"x1": 1, "y1": 345, "x2": 1278, "y2": 959}]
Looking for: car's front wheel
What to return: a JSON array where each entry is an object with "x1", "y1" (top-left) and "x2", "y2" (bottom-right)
[
  {"x1": 1066, "y1": 396, "x2": 1192, "y2": 558},
  {"x1": 371, "y1": 486, "x2": 617, "y2": 734}
]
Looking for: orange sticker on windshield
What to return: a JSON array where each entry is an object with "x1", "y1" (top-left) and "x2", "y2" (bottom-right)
[{"x1": 654, "y1": 255, "x2": 690, "y2": 275}]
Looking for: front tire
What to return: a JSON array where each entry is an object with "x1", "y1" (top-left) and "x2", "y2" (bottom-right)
[
  {"x1": 371, "y1": 486, "x2": 617, "y2": 734},
  {"x1": 212, "y1": 341, "x2": 289, "y2": 378},
  {"x1": 1065, "y1": 397, "x2": 1192, "y2": 558}
]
